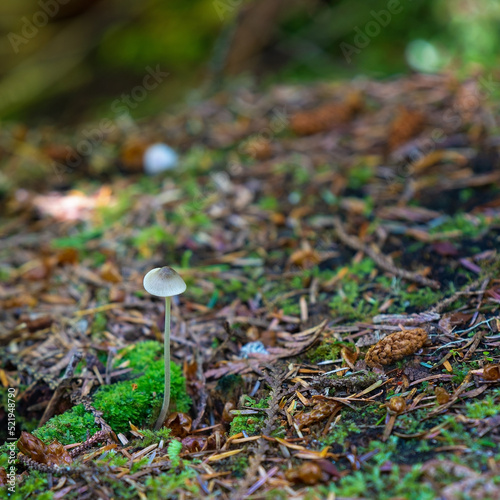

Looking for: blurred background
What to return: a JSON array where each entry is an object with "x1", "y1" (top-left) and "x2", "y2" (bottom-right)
[{"x1": 0, "y1": 0, "x2": 499, "y2": 125}]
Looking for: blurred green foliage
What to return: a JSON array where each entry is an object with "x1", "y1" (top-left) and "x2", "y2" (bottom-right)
[{"x1": 0, "y1": 0, "x2": 499, "y2": 122}]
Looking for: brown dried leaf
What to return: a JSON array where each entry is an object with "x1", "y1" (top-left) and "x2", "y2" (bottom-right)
[
  {"x1": 165, "y1": 412, "x2": 192, "y2": 437},
  {"x1": 288, "y1": 247, "x2": 321, "y2": 269},
  {"x1": 285, "y1": 461, "x2": 323, "y2": 485},
  {"x1": 243, "y1": 137, "x2": 272, "y2": 160},
  {"x1": 294, "y1": 397, "x2": 340, "y2": 429},
  {"x1": 438, "y1": 312, "x2": 473, "y2": 334},
  {"x1": 0, "y1": 467, "x2": 6, "y2": 486},
  {"x1": 181, "y1": 435, "x2": 207, "y2": 453},
  {"x1": 45, "y1": 441, "x2": 73, "y2": 467},
  {"x1": 482, "y1": 364, "x2": 500, "y2": 381},
  {"x1": 56, "y1": 247, "x2": 79, "y2": 266},
  {"x1": 100, "y1": 261, "x2": 122, "y2": 283},
  {"x1": 435, "y1": 386, "x2": 450, "y2": 405},
  {"x1": 17, "y1": 431, "x2": 72, "y2": 466}
]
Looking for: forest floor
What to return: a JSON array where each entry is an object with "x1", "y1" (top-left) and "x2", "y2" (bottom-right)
[{"x1": 1, "y1": 73, "x2": 500, "y2": 499}]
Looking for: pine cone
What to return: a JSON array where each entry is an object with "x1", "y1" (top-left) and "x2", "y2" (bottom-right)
[
  {"x1": 388, "y1": 107, "x2": 425, "y2": 151},
  {"x1": 290, "y1": 92, "x2": 362, "y2": 136},
  {"x1": 365, "y1": 328, "x2": 428, "y2": 367}
]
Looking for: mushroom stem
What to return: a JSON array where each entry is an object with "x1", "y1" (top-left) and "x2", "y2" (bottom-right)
[{"x1": 155, "y1": 296, "x2": 171, "y2": 430}]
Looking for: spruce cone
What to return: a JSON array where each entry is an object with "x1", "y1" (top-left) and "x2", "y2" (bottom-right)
[
  {"x1": 290, "y1": 92, "x2": 362, "y2": 136},
  {"x1": 365, "y1": 328, "x2": 428, "y2": 367},
  {"x1": 388, "y1": 106, "x2": 425, "y2": 151}
]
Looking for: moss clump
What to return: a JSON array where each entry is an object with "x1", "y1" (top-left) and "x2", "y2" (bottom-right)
[
  {"x1": 465, "y1": 391, "x2": 500, "y2": 419},
  {"x1": 428, "y1": 212, "x2": 491, "y2": 238},
  {"x1": 120, "y1": 340, "x2": 163, "y2": 374},
  {"x1": 144, "y1": 468, "x2": 199, "y2": 499},
  {"x1": 308, "y1": 341, "x2": 355, "y2": 363},
  {"x1": 321, "y1": 404, "x2": 379, "y2": 447},
  {"x1": 231, "y1": 455, "x2": 250, "y2": 478},
  {"x1": 327, "y1": 259, "x2": 380, "y2": 321},
  {"x1": 26, "y1": 341, "x2": 191, "y2": 442},
  {"x1": 215, "y1": 374, "x2": 244, "y2": 401},
  {"x1": 308, "y1": 342, "x2": 342, "y2": 363},
  {"x1": 130, "y1": 428, "x2": 171, "y2": 447},
  {"x1": 33, "y1": 404, "x2": 99, "y2": 445},
  {"x1": 93, "y1": 341, "x2": 191, "y2": 434},
  {"x1": 229, "y1": 396, "x2": 267, "y2": 436}
]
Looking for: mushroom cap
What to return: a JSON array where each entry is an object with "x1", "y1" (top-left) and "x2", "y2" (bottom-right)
[{"x1": 143, "y1": 266, "x2": 186, "y2": 297}]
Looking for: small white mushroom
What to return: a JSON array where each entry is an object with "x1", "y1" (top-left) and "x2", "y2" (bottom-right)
[
  {"x1": 143, "y1": 267, "x2": 186, "y2": 297},
  {"x1": 143, "y1": 266, "x2": 186, "y2": 430}
]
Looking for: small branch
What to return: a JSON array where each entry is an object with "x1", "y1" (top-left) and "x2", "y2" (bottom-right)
[
  {"x1": 429, "y1": 274, "x2": 492, "y2": 314},
  {"x1": 39, "y1": 351, "x2": 83, "y2": 426},
  {"x1": 333, "y1": 216, "x2": 440, "y2": 289}
]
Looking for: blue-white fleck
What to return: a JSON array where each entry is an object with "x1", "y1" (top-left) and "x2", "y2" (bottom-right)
[
  {"x1": 239, "y1": 341, "x2": 269, "y2": 359},
  {"x1": 143, "y1": 143, "x2": 179, "y2": 175}
]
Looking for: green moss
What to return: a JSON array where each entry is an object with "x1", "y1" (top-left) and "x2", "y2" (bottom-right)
[
  {"x1": 326, "y1": 258, "x2": 382, "y2": 321},
  {"x1": 258, "y1": 196, "x2": 279, "y2": 211},
  {"x1": 33, "y1": 404, "x2": 100, "y2": 445},
  {"x1": 132, "y1": 226, "x2": 176, "y2": 258},
  {"x1": 29, "y1": 344, "x2": 185, "y2": 444},
  {"x1": 130, "y1": 428, "x2": 172, "y2": 447},
  {"x1": 231, "y1": 455, "x2": 250, "y2": 478},
  {"x1": 395, "y1": 286, "x2": 443, "y2": 310},
  {"x1": 95, "y1": 449, "x2": 129, "y2": 468},
  {"x1": 144, "y1": 468, "x2": 200, "y2": 499},
  {"x1": 94, "y1": 353, "x2": 190, "y2": 434},
  {"x1": 1, "y1": 471, "x2": 53, "y2": 500},
  {"x1": 323, "y1": 420, "x2": 361, "y2": 444},
  {"x1": 347, "y1": 164, "x2": 374, "y2": 189},
  {"x1": 321, "y1": 404, "x2": 380, "y2": 446},
  {"x1": 167, "y1": 439, "x2": 182, "y2": 466},
  {"x1": 215, "y1": 374, "x2": 244, "y2": 401},
  {"x1": 329, "y1": 279, "x2": 379, "y2": 321},
  {"x1": 229, "y1": 396, "x2": 268, "y2": 436},
  {"x1": 465, "y1": 391, "x2": 500, "y2": 419},
  {"x1": 120, "y1": 340, "x2": 163, "y2": 374},
  {"x1": 51, "y1": 227, "x2": 103, "y2": 250},
  {"x1": 307, "y1": 341, "x2": 351, "y2": 363},
  {"x1": 429, "y1": 213, "x2": 492, "y2": 238},
  {"x1": 328, "y1": 463, "x2": 436, "y2": 500},
  {"x1": 451, "y1": 363, "x2": 470, "y2": 384},
  {"x1": 91, "y1": 311, "x2": 108, "y2": 335}
]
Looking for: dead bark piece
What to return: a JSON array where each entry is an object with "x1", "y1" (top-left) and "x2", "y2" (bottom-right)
[{"x1": 365, "y1": 327, "x2": 428, "y2": 367}]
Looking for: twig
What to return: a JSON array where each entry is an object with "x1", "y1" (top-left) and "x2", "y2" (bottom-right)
[
  {"x1": 68, "y1": 430, "x2": 110, "y2": 458},
  {"x1": 469, "y1": 278, "x2": 490, "y2": 325},
  {"x1": 332, "y1": 216, "x2": 440, "y2": 289},
  {"x1": 429, "y1": 274, "x2": 492, "y2": 314},
  {"x1": 39, "y1": 351, "x2": 83, "y2": 426},
  {"x1": 105, "y1": 347, "x2": 117, "y2": 385}
]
